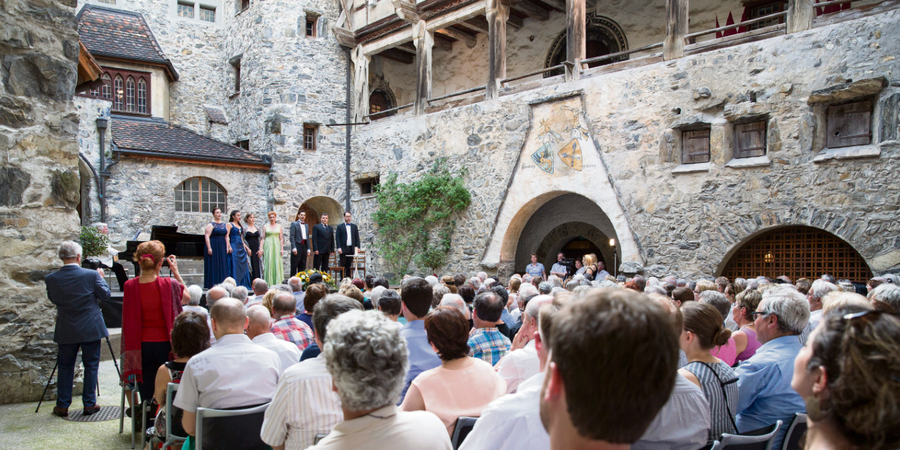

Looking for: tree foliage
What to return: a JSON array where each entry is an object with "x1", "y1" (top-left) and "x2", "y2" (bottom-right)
[
  {"x1": 372, "y1": 160, "x2": 471, "y2": 276},
  {"x1": 79, "y1": 225, "x2": 108, "y2": 259}
]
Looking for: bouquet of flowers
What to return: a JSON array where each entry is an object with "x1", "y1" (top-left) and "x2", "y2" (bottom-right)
[{"x1": 295, "y1": 269, "x2": 335, "y2": 290}]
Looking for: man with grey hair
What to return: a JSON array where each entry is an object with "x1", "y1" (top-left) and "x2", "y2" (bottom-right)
[
  {"x1": 312, "y1": 310, "x2": 452, "y2": 450},
  {"x1": 468, "y1": 276, "x2": 483, "y2": 291},
  {"x1": 183, "y1": 285, "x2": 208, "y2": 317},
  {"x1": 261, "y1": 295, "x2": 362, "y2": 450},
  {"x1": 431, "y1": 282, "x2": 449, "y2": 309},
  {"x1": 735, "y1": 287, "x2": 809, "y2": 449},
  {"x1": 868, "y1": 283, "x2": 900, "y2": 312},
  {"x1": 800, "y1": 279, "x2": 839, "y2": 343},
  {"x1": 232, "y1": 285, "x2": 249, "y2": 306},
  {"x1": 440, "y1": 293, "x2": 470, "y2": 320},
  {"x1": 699, "y1": 290, "x2": 738, "y2": 331},
  {"x1": 45, "y1": 240, "x2": 111, "y2": 417},
  {"x1": 248, "y1": 278, "x2": 268, "y2": 307},
  {"x1": 247, "y1": 305, "x2": 301, "y2": 374},
  {"x1": 537, "y1": 281, "x2": 553, "y2": 295},
  {"x1": 288, "y1": 276, "x2": 305, "y2": 312},
  {"x1": 495, "y1": 295, "x2": 551, "y2": 394},
  {"x1": 271, "y1": 292, "x2": 314, "y2": 351},
  {"x1": 424, "y1": 275, "x2": 438, "y2": 287},
  {"x1": 477, "y1": 271, "x2": 488, "y2": 283}
]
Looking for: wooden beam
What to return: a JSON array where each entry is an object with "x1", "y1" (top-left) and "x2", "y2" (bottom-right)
[
  {"x1": 437, "y1": 27, "x2": 477, "y2": 48},
  {"x1": 566, "y1": 0, "x2": 585, "y2": 80},
  {"x1": 433, "y1": 33, "x2": 454, "y2": 51},
  {"x1": 332, "y1": 27, "x2": 357, "y2": 48},
  {"x1": 786, "y1": 0, "x2": 813, "y2": 34},
  {"x1": 398, "y1": 43, "x2": 418, "y2": 53},
  {"x1": 380, "y1": 48, "x2": 414, "y2": 64},
  {"x1": 464, "y1": 16, "x2": 490, "y2": 33},
  {"x1": 392, "y1": 0, "x2": 420, "y2": 23},
  {"x1": 486, "y1": 0, "x2": 509, "y2": 99},
  {"x1": 510, "y1": 0, "x2": 549, "y2": 21},
  {"x1": 664, "y1": 0, "x2": 688, "y2": 60},
  {"x1": 536, "y1": 0, "x2": 565, "y2": 13},
  {"x1": 508, "y1": 14, "x2": 523, "y2": 29},
  {"x1": 413, "y1": 21, "x2": 434, "y2": 115},
  {"x1": 351, "y1": 45, "x2": 370, "y2": 124}
]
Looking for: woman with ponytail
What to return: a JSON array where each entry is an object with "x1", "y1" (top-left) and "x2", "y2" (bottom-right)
[
  {"x1": 679, "y1": 302, "x2": 740, "y2": 444},
  {"x1": 121, "y1": 240, "x2": 185, "y2": 406}
]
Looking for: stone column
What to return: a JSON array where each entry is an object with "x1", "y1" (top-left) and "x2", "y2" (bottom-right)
[
  {"x1": 664, "y1": 0, "x2": 688, "y2": 61},
  {"x1": 786, "y1": 0, "x2": 813, "y2": 34},
  {"x1": 413, "y1": 20, "x2": 434, "y2": 115},
  {"x1": 566, "y1": 0, "x2": 585, "y2": 81},
  {"x1": 486, "y1": 0, "x2": 509, "y2": 99},
  {"x1": 351, "y1": 45, "x2": 370, "y2": 123}
]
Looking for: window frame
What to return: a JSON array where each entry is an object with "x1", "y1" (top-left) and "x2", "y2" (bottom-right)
[
  {"x1": 174, "y1": 177, "x2": 227, "y2": 214},
  {"x1": 230, "y1": 57, "x2": 242, "y2": 95},
  {"x1": 733, "y1": 119, "x2": 768, "y2": 159},
  {"x1": 305, "y1": 14, "x2": 318, "y2": 38},
  {"x1": 681, "y1": 128, "x2": 711, "y2": 164},
  {"x1": 358, "y1": 176, "x2": 381, "y2": 196},
  {"x1": 303, "y1": 124, "x2": 318, "y2": 151},
  {"x1": 825, "y1": 99, "x2": 873, "y2": 149},
  {"x1": 746, "y1": 1, "x2": 787, "y2": 30},
  {"x1": 79, "y1": 68, "x2": 152, "y2": 116},
  {"x1": 177, "y1": 1, "x2": 195, "y2": 18}
]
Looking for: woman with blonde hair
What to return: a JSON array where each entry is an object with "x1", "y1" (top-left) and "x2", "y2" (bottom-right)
[
  {"x1": 261, "y1": 289, "x2": 278, "y2": 318},
  {"x1": 261, "y1": 211, "x2": 284, "y2": 286}
]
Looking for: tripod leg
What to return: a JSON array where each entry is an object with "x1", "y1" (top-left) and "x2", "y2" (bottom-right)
[
  {"x1": 35, "y1": 360, "x2": 59, "y2": 413},
  {"x1": 106, "y1": 336, "x2": 121, "y2": 378}
]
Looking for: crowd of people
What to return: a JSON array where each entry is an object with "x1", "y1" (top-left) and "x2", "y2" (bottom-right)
[{"x1": 47, "y1": 239, "x2": 900, "y2": 450}]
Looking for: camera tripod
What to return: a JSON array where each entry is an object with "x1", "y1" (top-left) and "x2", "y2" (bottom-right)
[{"x1": 35, "y1": 335, "x2": 121, "y2": 413}]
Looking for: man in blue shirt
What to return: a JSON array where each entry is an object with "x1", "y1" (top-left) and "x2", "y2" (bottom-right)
[
  {"x1": 549, "y1": 252, "x2": 568, "y2": 279},
  {"x1": 736, "y1": 287, "x2": 810, "y2": 449},
  {"x1": 398, "y1": 277, "x2": 441, "y2": 403},
  {"x1": 525, "y1": 253, "x2": 545, "y2": 279}
]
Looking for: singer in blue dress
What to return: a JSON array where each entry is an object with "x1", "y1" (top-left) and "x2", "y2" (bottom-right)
[
  {"x1": 226, "y1": 210, "x2": 252, "y2": 288},
  {"x1": 203, "y1": 208, "x2": 229, "y2": 289}
]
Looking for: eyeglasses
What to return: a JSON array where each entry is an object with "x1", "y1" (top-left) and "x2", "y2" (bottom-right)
[
  {"x1": 750, "y1": 311, "x2": 770, "y2": 319},
  {"x1": 842, "y1": 310, "x2": 900, "y2": 322}
]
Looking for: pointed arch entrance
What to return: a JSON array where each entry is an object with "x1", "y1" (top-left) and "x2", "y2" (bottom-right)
[{"x1": 293, "y1": 196, "x2": 344, "y2": 271}]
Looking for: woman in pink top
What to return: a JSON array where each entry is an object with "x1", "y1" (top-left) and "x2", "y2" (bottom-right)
[
  {"x1": 711, "y1": 336, "x2": 737, "y2": 366},
  {"x1": 401, "y1": 307, "x2": 506, "y2": 435},
  {"x1": 731, "y1": 289, "x2": 763, "y2": 362}
]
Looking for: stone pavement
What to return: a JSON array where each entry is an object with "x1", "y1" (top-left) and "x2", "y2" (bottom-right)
[{"x1": 0, "y1": 359, "x2": 136, "y2": 450}]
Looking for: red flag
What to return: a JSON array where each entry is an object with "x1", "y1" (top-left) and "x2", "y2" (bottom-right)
[
  {"x1": 816, "y1": 0, "x2": 850, "y2": 16},
  {"x1": 716, "y1": 14, "x2": 722, "y2": 39},
  {"x1": 724, "y1": 12, "x2": 737, "y2": 37},
  {"x1": 738, "y1": 7, "x2": 749, "y2": 34}
]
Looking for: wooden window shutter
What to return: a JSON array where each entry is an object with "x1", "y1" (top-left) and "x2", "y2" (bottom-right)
[
  {"x1": 682, "y1": 129, "x2": 711, "y2": 164},
  {"x1": 734, "y1": 121, "x2": 767, "y2": 158},
  {"x1": 826, "y1": 100, "x2": 872, "y2": 148}
]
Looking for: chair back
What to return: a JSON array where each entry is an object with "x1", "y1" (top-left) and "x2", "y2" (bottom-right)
[
  {"x1": 195, "y1": 402, "x2": 271, "y2": 450},
  {"x1": 163, "y1": 383, "x2": 187, "y2": 444},
  {"x1": 451, "y1": 416, "x2": 478, "y2": 450},
  {"x1": 781, "y1": 413, "x2": 807, "y2": 450},
  {"x1": 710, "y1": 420, "x2": 783, "y2": 450}
]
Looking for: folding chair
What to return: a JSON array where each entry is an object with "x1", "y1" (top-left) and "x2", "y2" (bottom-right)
[
  {"x1": 451, "y1": 416, "x2": 478, "y2": 450},
  {"x1": 781, "y1": 413, "x2": 808, "y2": 450},
  {"x1": 118, "y1": 355, "x2": 146, "y2": 449},
  {"x1": 148, "y1": 383, "x2": 187, "y2": 450},
  {"x1": 710, "y1": 420, "x2": 782, "y2": 450},
  {"x1": 195, "y1": 402, "x2": 271, "y2": 450}
]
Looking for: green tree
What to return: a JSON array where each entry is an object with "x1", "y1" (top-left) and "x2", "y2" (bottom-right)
[{"x1": 373, "y1": 160, "x2": 471, "y2": 276}]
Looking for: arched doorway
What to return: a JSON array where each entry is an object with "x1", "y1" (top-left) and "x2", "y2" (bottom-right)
[
  {"x1": 545, "y1": 13, "x2": 629, "y2": 77},
  {"x1": 293, "y1": 196, "x2": 344, "y2": 271},
  {"x1": 719, "y1": 226, "x2": 873, "y2": 283}
]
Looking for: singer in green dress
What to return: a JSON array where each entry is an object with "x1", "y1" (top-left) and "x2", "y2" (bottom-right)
[{"x1": 262, "y1": 211, "x2": 284, "y2": 286}]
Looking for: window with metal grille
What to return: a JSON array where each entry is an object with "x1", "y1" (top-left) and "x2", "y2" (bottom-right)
[
  {"x1": 682, "y1": 129, "x2": 711, "y2": 164},
  {"x1": 721, "y1": 226, "x2": 872, "y2": 283},
  {"x1": 305, "y1": 16, "x2": 317, "y2": 37},
  {"x1": 125, "y1": 77, "x2": 135, "y2": 112},
  {"x1": 826, "y1": 100, "x2": 872, "y2": 149},
  {"x1": 303, "y1": 125, "x2": 317, "y2": 151},
  {"x1": 748, "y1": 2, "x2": 785, "y2": 30},
  {"x1": 199, "y1": 5, "x2": 216, "y2": 22},
  {"x1": 113, "y1": 75, "x2": 124, "y2": 111},
  {"x1": 137, "y1": 79, "x2": 147, "y2": 114},
  {"x1": 177, "y1": 2, "x2": 194, "y2": 18},
  {"x1": 359, "y1": 177, "x2": 380, "y2": 196},
  {"x1": 734, "y1": 120, "x2": 767, "y2": 158},
  {"x1": 175, "y1": 177, "x2": 227, "y2": 213}
]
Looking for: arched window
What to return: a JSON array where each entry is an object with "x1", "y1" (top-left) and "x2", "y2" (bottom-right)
[
  {"x1": 545, "y1": 14, "x2": 628, "y2": 77},
  {"x1": 174, "y1": 177, "x2": 227, "y2": 213},
  {"x1": 368, "y1": 85, "x2": 397, "y2": 120},
  {"x1": 101, "y1": 73, "x2": 111, "y2": 99},
  {"x1": 125, "y1": 76, "x2": 135, "y2": 112},
  {"x1": 137, "y1": 78, "x2": 147, "y2": 114},
  {"x1": 113, "y1": 75, "x2": 124, "y2": 111}
]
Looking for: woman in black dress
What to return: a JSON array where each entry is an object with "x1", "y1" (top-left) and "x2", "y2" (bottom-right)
[{"x1": 244, "y1": 213, "x2": 262, "y2": 281}]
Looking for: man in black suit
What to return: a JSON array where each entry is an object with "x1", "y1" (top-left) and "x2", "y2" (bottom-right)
[
  {"x1": 289, "y1": 210, "x2": 311, "y2": 275},
  {"x1": 44, "y1": 240, "x2": 112, "y2": 417},
  {"x1": 312, "y1": 213, "x2": 334, "y2": 273},
  {"x1": 335, "y1": 211, "x2": 361, "y2": 279}
]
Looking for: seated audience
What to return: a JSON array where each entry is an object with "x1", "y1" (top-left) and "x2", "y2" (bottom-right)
[
  {"x1": 735, "y1": 287, "x2": 809, "y2": 449},
  {"x1": 541, "y1": 288, "x2": 679, "y2": 449},
  {"x1": 800, "y1": 279, "x2": 839, "y2": 344},
  {"x1": 261, "y1": 295, "x2": 363, "y2": 450},
  {"x1": 232, "y1": 286, "x2": 249, "y2": 307},
  {"x1": 398, "y1": 277, "x2": 442, "y2": 403},
  {"x1": 440, "y1": 275, "x2": 458, "y2": 294},
  {"x1": 468, "y1": 291, "x2": 512, "y2": 366},
  {"x1": 791, "y1": 307, "x2": 900, "y2": 450},
  {"x1": 700, "y1": 291, "x2": 737, "y2": 366},
  {"x1": 679, "y1": 302, "x2": 739, "y2": 444},
  {"x1": 338, "y1": 283, "x2": 364, "y2": 304},
  {"x1": 288, "y1": 277, "x2": 304, "y2": 309},
  {"x1": 182, "y1": 285, "x2": 208, "y2": 317},
  {"x1": 868, "y1": 282, "x2": 900, "y2": 312},
  {"x1": 432, "y1": 283, "x2": 449, "y2": 309},
  {"x1": 247, "y1": 279, "x2": 268, "y2": 307},
  {"x1": 439, "y1": 294, "x2": 470, "y2": 321},
  {"x1": 261, "y1": 289, "x2": 278, "y2": 316},
  {"x1": 298, "y1": 283, "x2": 328, "y2": 330},
  {"x1": 458, "y1": 284, "x2": 475, "y2": 308},
  {"x1": 672, "y1": 287, "x2": 694, "y2": 307},
  {"x1": 732, "y1": 289, "x2": 763, "y2": 363},
  {"x1": 821, "y1": 290, "x2": 873, "y2": 314},
  {"x1": 204, "y1": 286, "x2": 228, "y2": 344},
  {"x1": 310, "y1": 310, "x2": 452, "y2": 450},
  {"x1": 376, "y1": 289, "x2": 403, "y2": 322},
  {"x1": 248, "y1": 305, "x2": 301, "y2": 373},
  {"x1": 401, "y1": 307, "x2": 505, "y2": 434},
  {"x1": 173, "y1": 298, "x2": 281, "y2": 439},
  {"x1": 495, "y1": 295, "x2": 551, "y2": 393},
  {"x1": 270, "y1": 292, "x2": 314, "y2": 351}
]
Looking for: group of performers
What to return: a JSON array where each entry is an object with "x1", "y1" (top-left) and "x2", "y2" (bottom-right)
[{"x1": 203, "y1": 207, "x2": 360, "y2": 288}]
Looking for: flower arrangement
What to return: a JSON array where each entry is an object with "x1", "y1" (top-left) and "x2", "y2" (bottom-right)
[{"x1": 296, "y1": 269, "x2": 335, "y2": 290}]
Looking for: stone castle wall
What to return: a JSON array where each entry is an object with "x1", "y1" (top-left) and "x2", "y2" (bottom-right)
[{"x1": 1, "y1": 0, "x2": 84, "y2": 403}]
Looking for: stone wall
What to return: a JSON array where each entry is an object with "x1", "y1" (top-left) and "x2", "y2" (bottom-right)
[
  {"x1": 354, "y1": 7, "x2": 900, "y2": 280},
  {"x1": 0, "y1": 0, "x2": 83, "y2": 404}
]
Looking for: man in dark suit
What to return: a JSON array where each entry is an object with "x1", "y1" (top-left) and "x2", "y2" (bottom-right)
[
  {"x1": 44, "y1": 240, "x2": 112, "y2": 417},
  {"x1": 311, "y1": 213, "x2": 334, "y2": 273},
  {"x1": 289, "y1": 210, "x2": 311, "y2": 275},
  {"x1": 335, "y1": 211, "x2": 361, "y2": 279}
]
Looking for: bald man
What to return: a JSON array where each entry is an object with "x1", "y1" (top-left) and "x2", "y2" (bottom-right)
[
  {"x1": 247, "y1": 305, "x2": 301, "y2": 373},
  {"x1": 204, "y1": 286, "x2": 229, "y2": 344},
  {"x1": 174, "y1": 298, "x2": 281, "y2": 439}
]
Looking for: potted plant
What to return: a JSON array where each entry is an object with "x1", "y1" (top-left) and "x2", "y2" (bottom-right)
[{"x1": 79, "y1": 225, "x2": 107, "y2": 270}]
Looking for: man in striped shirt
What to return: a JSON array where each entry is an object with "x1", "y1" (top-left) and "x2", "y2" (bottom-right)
[
  {"x1": 270, "y1": 292, "x2": 315, "y2": 351},
  {"x1": 468, "y1": 291, "x2": 512, "y2": 366}
]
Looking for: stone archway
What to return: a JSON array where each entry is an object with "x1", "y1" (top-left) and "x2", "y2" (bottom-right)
[
  {"x1": 294, "y1": 196, "x2": 344, "y2": 270},
  {"x1": 545, "y1": 13, "x2": 629, "y2": 76},
  {"x1": 530, "y1": 221, "x2": 613, "y2": 272}
]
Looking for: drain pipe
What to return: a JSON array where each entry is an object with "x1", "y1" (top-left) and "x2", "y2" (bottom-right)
[
  {"x1": 344, "y1": 47, "x2": 352, "y2": 213},
  {"x1": 96, "y1": 117, "x2": 109, "y2": 223}
]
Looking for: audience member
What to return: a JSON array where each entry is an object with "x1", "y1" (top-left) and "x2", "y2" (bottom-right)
[
  {"x1": 270, "y1": 292, "x2": 314, "y2": 351},
  {"x1": 794, "y1": 278, "x2": 811, "y2": 296},
  {"x1": 700, "y1": 291, "x2": 738, "y2": 365},
  {"x1": 468, "y1": 291, "x2": 512, "y2": 366},
  {"x1": 232, "y1": 285, "x2": 249, "y2": 306},
  {"x1": 398, "y1": 277, "x2": 442, "y2": 403},
  {"x1": 173, "y1": 298, "x2": 281, "y2": 438},
  {"x1": 401, "y1": 307, "x2": 505, "y2": 435},
  {"x1": 247, "y1": 279, "x2": 268, "y2": 307},
  {"x1": 672, "y1": 287, "x2": 694, "y2": 307},
  {"x1": 732, "y1": 289, "x2": 763, "y2": 363},
  {"x1": 735, "y1": 287, "x2": 809, "y2": 449},
  {"x1": 310, "y1": 310, "x2": 452, "y2": 450},
  {"x1": 800, "y1": 279, "x2": 839, "y2": 343},
  {"x1": 248, "y1": 305, "x2": 301, "y2": 373},
  {"x1": 261, "y1": 289, "x2": 278, "y2": 317},
  {"x1": 376, "y1": 289, "x2": 403, "y2": 322},
  {"x1": 288, "y1": 277, "x2": 304, "y2": 308},
  {"x1": 299, "y1": 283, "x2": 328, "y2": 330},
  {"x1": 495, "y1": 295, "x2": 551, "y2": 393},
  {"x1": 791, "y1": 308, "x2": 900, "y2": 450},
  {"x1": 183, "y1": 285, "x2": 208, "y2": 317},
  {"x1": 868, "y1": 282, "x2": 900, "y2": 312},
  {"x1": 679, "y1": 302, "x2": 739, "y2": 444},
  {"x1": 432, "y1": 283, "x2": 449, "y2": 309},
  {"x1": 261, "y1": 295, "x2": 362, "y2": 450},
  {"x1": 338, "y1": 283, "x2": 364, "y2": 304},
  {"x1": 439, "y1": 294, "x2": 470, "y2": 321},
  {"x1": 541, "y1": 288, "x2": 679, "y2": 450},
  {"x1": 821, "y1": 290, "x2": 872, "y2": 314}
]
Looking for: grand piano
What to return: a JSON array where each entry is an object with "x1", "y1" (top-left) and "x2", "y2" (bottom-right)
[{"x1": 118, "y1": 225, "x2": 206, "y2": 276}]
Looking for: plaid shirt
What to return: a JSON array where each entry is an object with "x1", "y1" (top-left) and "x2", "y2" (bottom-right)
[
  {"x1": 271, "y1": 316, "x2": 314, "y2": 351},
  {"x1": 468, "y1": 327, "x2": 511, "y2": 366}
]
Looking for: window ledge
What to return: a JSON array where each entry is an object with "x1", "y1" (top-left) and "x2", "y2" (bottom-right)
[
  {"x1": 672, "y1": 162, "x2": 711, "y2": 174},
  {"x1": 726, "y1": 156, "x2": 771, "y2": 169},
  {"x1": 813, "y1": 144, "x2": 880, "y2": 163}
]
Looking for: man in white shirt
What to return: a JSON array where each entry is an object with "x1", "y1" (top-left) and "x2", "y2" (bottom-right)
[
  {"x1": 247, "y1": 305, "x2": 301, "y2": 373},
  {"x1": 495, "y1": 295, "x2": 551, "y2": 393},
  {"x1": 247, "y1": 278, "x2": 268, "y2": 307},
  {"x1": 632, "y1": 373, "x2": 710, "y2": 450},
  {"x1": 549, "y1": 252, "x2": 568, "y2": 279},
  {"x1": 174, "y1": 298, "x2": 281, "y2": 438},
  {"x1": 595, "y1": 260, "x2": 611, "y2": 280},
  {"x1": 261, "y1": 295, "x2": 363, "y2": 450}
]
